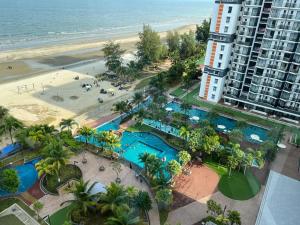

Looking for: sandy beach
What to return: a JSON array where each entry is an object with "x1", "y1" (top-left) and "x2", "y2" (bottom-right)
[{"x1": 0, "y1": 25, "x2": 194, "y2": 126}]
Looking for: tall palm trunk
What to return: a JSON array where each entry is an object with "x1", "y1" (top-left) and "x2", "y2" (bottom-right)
[{"x1": 9, "y1": 129, "x2": 14, "y2": 144}]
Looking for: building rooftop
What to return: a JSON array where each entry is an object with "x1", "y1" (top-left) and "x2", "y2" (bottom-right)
[{"x1": 255, "y1": 170, "x2": 300, "y2": 225}]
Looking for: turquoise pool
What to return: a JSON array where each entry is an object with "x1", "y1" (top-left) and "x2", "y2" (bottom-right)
[
  {"x1": 165, "y1": 101, "x2": 268, "y2": 143},
  {"x1": 0, "y1": 159, "x2": 39, "y2": 196}
]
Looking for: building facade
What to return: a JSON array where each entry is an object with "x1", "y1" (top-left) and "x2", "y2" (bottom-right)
[{"x1": 199, "y1": 0, "x2": 300, "y2": 120}]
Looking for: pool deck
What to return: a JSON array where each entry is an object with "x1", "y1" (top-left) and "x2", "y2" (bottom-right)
[{"x1": 36, "y1": 151, "x2": 160, "y2": 225}]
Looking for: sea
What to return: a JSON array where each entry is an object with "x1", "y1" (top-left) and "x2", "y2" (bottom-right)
[{"x1": 0, "y1": 0, "x2": 212, "y2": 51}]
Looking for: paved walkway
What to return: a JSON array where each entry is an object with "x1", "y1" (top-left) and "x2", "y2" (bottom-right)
[{"x1": 37, "y1": 152, "x2": 160, "y2": 225}]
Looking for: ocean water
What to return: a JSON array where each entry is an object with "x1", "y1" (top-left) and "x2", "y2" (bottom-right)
[{"x1": 0, "y1": 0, "x2": 212, "y2": 51}]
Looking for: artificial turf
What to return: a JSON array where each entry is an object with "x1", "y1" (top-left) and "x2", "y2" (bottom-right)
[
  {"x1": 218, "y1": 170, "x2": 261, "y2": 200},
  {"x1": 48, "y1": 205, "x2": 73, "y2": 225},
  {"x1": 0, "y1": 215, "x2": 24, "y2": 225},
  {"x1": 170, "y1": 87, "x2": 186, "y2": 97}
]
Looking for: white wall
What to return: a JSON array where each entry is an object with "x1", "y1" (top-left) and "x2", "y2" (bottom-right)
[{"x1": 206, "y1": 75, "x2": 226, "y2": 102}]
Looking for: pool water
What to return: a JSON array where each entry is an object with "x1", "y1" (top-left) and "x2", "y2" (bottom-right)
[
  {"x1": 165, "y1": 102, "x2": 268, "y2": 143},
  {"x1": 0, "y1": 159, "x2": 39, "y2": 196},
  {"x1": 0, "y1": 143, "x2": 21, "y2": 159}
]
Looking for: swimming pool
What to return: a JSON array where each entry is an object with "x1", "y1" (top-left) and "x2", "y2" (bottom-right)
[
  {"x1": 0, "y1": 143, "x2": 21, "y2": 159},
  {"x1": 0, "y1": 159, "x2": 39, "y2": 196},
  {"x1": 165, "y1": 102, "x2": 268, "y2": 143}
]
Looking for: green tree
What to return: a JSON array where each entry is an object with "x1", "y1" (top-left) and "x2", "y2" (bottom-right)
[
  {"x1": 0, "y1": 106, "x2": 8, "y2": 121},
  {"x1": 260, "y1": 140, "x2": 277, "y2": 162},
  {"x1": 78, "y1": 126, "x2": 94, "y2": 146},
  {"x1": 0, "y1": 169, "x2": 20, "y2": 193},
  {"x1": 155, "y1": 188, "x2": 173, "y2": 210},
  {"x1": 33, "y1": 201, "x2": 44, "y2": 217},
  {"x1": 96, "y1": 131, "x2": 121, "y2": 151},
  {"x1": 228, "y1": 129, "x2": 244, "y2": 144},
  {"x1": 139, "y1": 153, "x2": 164, "y2": 180},
  {"x1": 195, "y1": 19, "x2": 211, "y2": 43},
  {"x1": 134, "y1": 191, "x2": 152, "y2": 213},
  {"x1": 132, "y1": 92, "x2": 144, "y2": 108},
  {"x1": 206, "y1": 200, "x2": 222, "y2": 217},
  {"x1": 113, "y1": 101, "x2": 132, "y2": 119},
  {"x1": 103, "y1": 41, "x2": 125, "y2": 73},
  {"x1": 179, "y1": 126, "x2": 190, "y2": 142},
  {"x1": 243, "y1": 152, "x2": 254, "y2": 174},
  {"x1": 61, "y1": 179, "x2": 98, "y2": 215},
  {"x1": 167, "y1": 160, "x2": 182, "y2": 178},
  {"x1": 180, "y1": 101, "x2": 192, "y2": 115},
  {"x1": 166, "y1": 31, "x2": 180, "y2": 53},
  {"x1": 137, "y1": 25, "x2": 162, "y2": 66},
  {"x1": 227, "y1": 155, "x2": 239, "y2": 176},
  {"x1": 59, "y1": 118, "x2": 78, "y2": 131},
  {"x1": 180, "y1": 31, "x2": 197, "y2": 59},
  {"x1": 227, "y1": 210, "x2": 241, "y2": 225},
  {"x1": 35, "y1": 160, "x2": 54, "y2": 177},
  {"x1": 42, "y1": 139, "x2": 73, "y2": 182},
  {"x1": 178, "y1": 151, "x2": 191, "y2": 167},
  {"x1": 105, "y1": 208, "x2": 140, "y2": 225},
  {"x1": 98, "y1": 182, "x2": 129, "y2": 214},
  {"x1": 0, "y1": 116, "x2": 23, "y2": 144}
]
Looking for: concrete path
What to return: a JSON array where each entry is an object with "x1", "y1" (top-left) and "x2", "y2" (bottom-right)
[
  {"x1": 38, "y1": 152, "x2": 160, "y2": 225},
  {"x1": 167, "y1": 189, "x2": 264, "y2": 225}
]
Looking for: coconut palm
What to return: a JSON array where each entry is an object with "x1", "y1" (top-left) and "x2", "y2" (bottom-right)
[
  {"x1": 96, "y1": 131, "x2": 121, "y2": 151},
  {"x1": 0, "y1": 106, "x2": 8, "y2": 121},
  {"x1": 132, "y1": 92, "x2": 144, "y2": 109},
  {"x1": 177, "y1": 151, "x2": 191, "y2": 167},
  {"x1": 243, "y1": 152, "x2": 254, "y2": 174},
  {"x1": 59, "y1": 118, "x2": 78, "y2": 131},
  {"x1": 105, "y1": 208, "x2": 140, "y2": 225},
  {"x1": 78, "y1": 126, "x2": 94, "y2": 145},
  {"x1": 35, "y1": 160, "x2": 54, "y2": 177},
  {"x1": 179, "y1": 126, "x2": 190, "y2": 141},
  {"x1": 61, "y1": 179, "x2": 98, "y2": 215},
  {"x1": 98, "y1": 182, "x2": 129, "y2": 214},
  {"x1": 227, "y1": 210, "x2": 241, "y2": 225},
  {"x1": 134, "y1": 191, "x2": 152, "y2": 213},
  {"x1": 180, "y1": 101, "x2": 192, "y2": 115},
  {"x1": 167, "y1": 160, "x2": 182, "y2": 179},
  {"x1": 42, "y1": 139, "x2": 73, "y2": 182},
  {"x1": 113, "y1": 101, "x2": 132, "y2": 119},
  {"x1": 0, "y1": 116, "x2": 23, "y2": 144}
]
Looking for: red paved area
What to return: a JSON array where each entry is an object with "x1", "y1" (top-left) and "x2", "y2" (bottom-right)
[
  {"x1": 27, "y1": 177, "x2": 46, "y2": 200},
  {"x1": 172, "y1": 164, "x2": 219, "y2": 209},
  {"x1": 86, "y1": 113, "x2": 118, "y2": 128}
]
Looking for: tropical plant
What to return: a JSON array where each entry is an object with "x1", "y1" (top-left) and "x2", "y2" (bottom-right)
[
  {"x1": 134, "y1": 191, "x2": 152, "y2": 213},
  {"x1": 35, "y1": 160, "x2": 54, "y2": 177},
  {"x1": 166, "y1": 31, "x2": 180, "y2": 53},
  {"x1": 228, "y1": 129, "x2": 244, "y2": 144},
  {"x1": 0, "y1": 168, "x2": 20, "y2": 193},
  {"x1": 236, "y1": 120, "x2": 247, "y2": 130},
  {"x1": 105, "y1": 208, "x2": 140, "y2": 225},
  {"x1": 61, "y1": 179, "x2": 98, "y2": 215},
  {"x1": 167, "y1": 160, "x2": 182, "y2": 178},
  {"x1": 33, "y1": 201, "x2": 43, "y2": 216},
  {"x1": 139, "y1": 153, "x2": 164, "y2": 180},
  {"x1": 42, "y1": 139, "x2": 73, "y2": 182},
  {"x1": 260, "y1": 140, "x2": 277, "y2": 162},
  {"x1": 132, "y1": 92, "x2": 144, "y2": 108},
  {"x1": 78, "y1": 126, "x2": 94, "y2": 145},
  {"x1": 195, "y1": 19, "x2": 211, "y2": 43},
  {"x1": 206, "y1": 200, "x2": 222, "y2": 217},
  {"x1": 180, "y1": 101, "x2": 192, "y2": 115},
  {"x1": 227, "y1": 210, "x2": 241, "y2": 225},
  {"x1": 227, "y1": 155, "x2": 239, "y2": 176},
  {"x1": 59, "y1": 118, "x2": 78, "y2": 131},
  {"x1": 98, "y1": 182, "x2": 129, "y2": 214},
  {"x1": 179, "y1": 126, "x2": 190, "y2": 142},
  {"x1": 179, "y1": 31, "x2": 197, "y2": 59},
  {"x1": 97, "y1": 131, "x2": 121, "y2": 151},
  {"x1": 0, "y1": 106, "x2": 8, "y2": 121},
  {"x1": 178, "y1": 151, "x2": 191, "y2": 167},
  {"x1": 155, "y1": 188, "x2": 173, "y2": 210},
  {"x1": 113, "y1": 101, "x2": 132, "y2": 119},
  {"x1": 103, "y1": 41, "x2": 125, "y2": 73},
  {"x1": 0, "y1": 116, "x2": 23, "y2": 144},
  {"x1": 243, "y1": 152, "x2": 254, "y2": 175}
]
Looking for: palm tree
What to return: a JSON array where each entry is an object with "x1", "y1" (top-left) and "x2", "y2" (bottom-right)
[
  {"x1": 78, "y1": 126, "x2": 94, "y2": 145},
  {"x1": 179, "y1": 126, "x2": 190, "y2": 141},
  {"x1": 96, "y1": 131, "x2": 121, "y2": 151},
  {"x1": 98, "y1": 182, "x2": 129, "y2": 214},
  {"x1": 134, "y1": 191, "x2": 152, "y2": 213},
  {"x1": 227, "y1": 210, "x2": 241, "y2": 225},
  {"x1": 133, "y1": 92, "x2": 144, "y2": 109},
  {"x1": 180, "y1": 101, "x2": 191, "y2": 115},
  {"x1": 35, "y1": 160, "x2": 54, "y2": 177},
  {"x1": 42, "y1": 139, "x2": 73, "y2": 182},
  {"x1": 59, "y1": 118, "x2": 78, "y2": 131},
  {"x1": 61, "y1": 179, "x2": 98, "y2": 215},
  {"x1": 113, "y1": 101, "x2": 132, "y2": 119},
  {"x1": 138, "y1": 152, "x2": 152, "y2": 176},
  {"x1": 0, "y1": 106, "x2": 8, "y2": 121},
  {"x1": 0, "y1": 116, "x2": 23, "y2": 144},
  {"x1": 105, "y1": 208, "x2": 140, "y2": 225}
]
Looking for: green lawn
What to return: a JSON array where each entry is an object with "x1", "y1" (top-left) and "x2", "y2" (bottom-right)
[
  {"x1": 134, "y1": 76, "x2": 154, "y2": 90},
  {"x1": 43, "y1": 164, "x2": 82, "y2": 194},
  {"x1": 48, "y1": 205, "x2": 73, "y2": 225},
  {"x1": 170, "y1": 87, "x2": 186, "y2": 97},
  {"x1": 0, "y1": 215, "x2": 24, "y2": 225},
  {"x1": 182, "y1": 86, "x2": 289, "y2": 129},
  {"x1": 205, "y1": 160, "x2": 260, "y2": 200},
  {"x1": 218, "y1": 170, "x2": 260, "y2": 200}
]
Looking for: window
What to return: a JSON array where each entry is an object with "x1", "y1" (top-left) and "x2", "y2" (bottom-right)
[
  {"x1": 219, "y1": 54, "x2": 223, "y2": 60},
  {"x1": 214, "y1": 78, "x2": 219, "y2": 84},
  {"x1": 221, "y1": 45, "x2": 225, "y2": 51},
  {"x1": 228, "y1": 6, "x2": 232, "y2": 13},
  {"x1": 218, "y1": 62, "x2": 221, "y2": 68},
  {"x1": 224, "y1": 26, "x2": 229, "y2": 33},
  {"x1": 226, "y1": 17, "x2": 231, "y2": 23},
  {"x1": 213, "y1": 86, "x2": 217, "y2": 91},
  {"x1": 211, "y1": 94, "x2": 215, "y2": 100}
]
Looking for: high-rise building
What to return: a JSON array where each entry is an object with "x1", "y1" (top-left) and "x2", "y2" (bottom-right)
[{"x1": 199, "y1": 0, "x2": 300, "y2": 121}]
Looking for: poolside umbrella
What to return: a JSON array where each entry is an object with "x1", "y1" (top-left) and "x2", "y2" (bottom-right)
[
  {"x1": 107, "y1": 88, "x2": 115, "y2": 93},
  {"x1": 217, "y1": 124, "x2": 226, "y2": 130},
  {"x1": 190, "y1": 116, "x2": 199, "y2": 121},
  {"x1": 277, "y1": 143, "x2": 287, "y2": 149},
  {"x1": 250, "y1": 134, "x2": 261, "y2": 142},
  {"x1": 165, "y1": 107, "x2": 173, "y2": 112}
]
